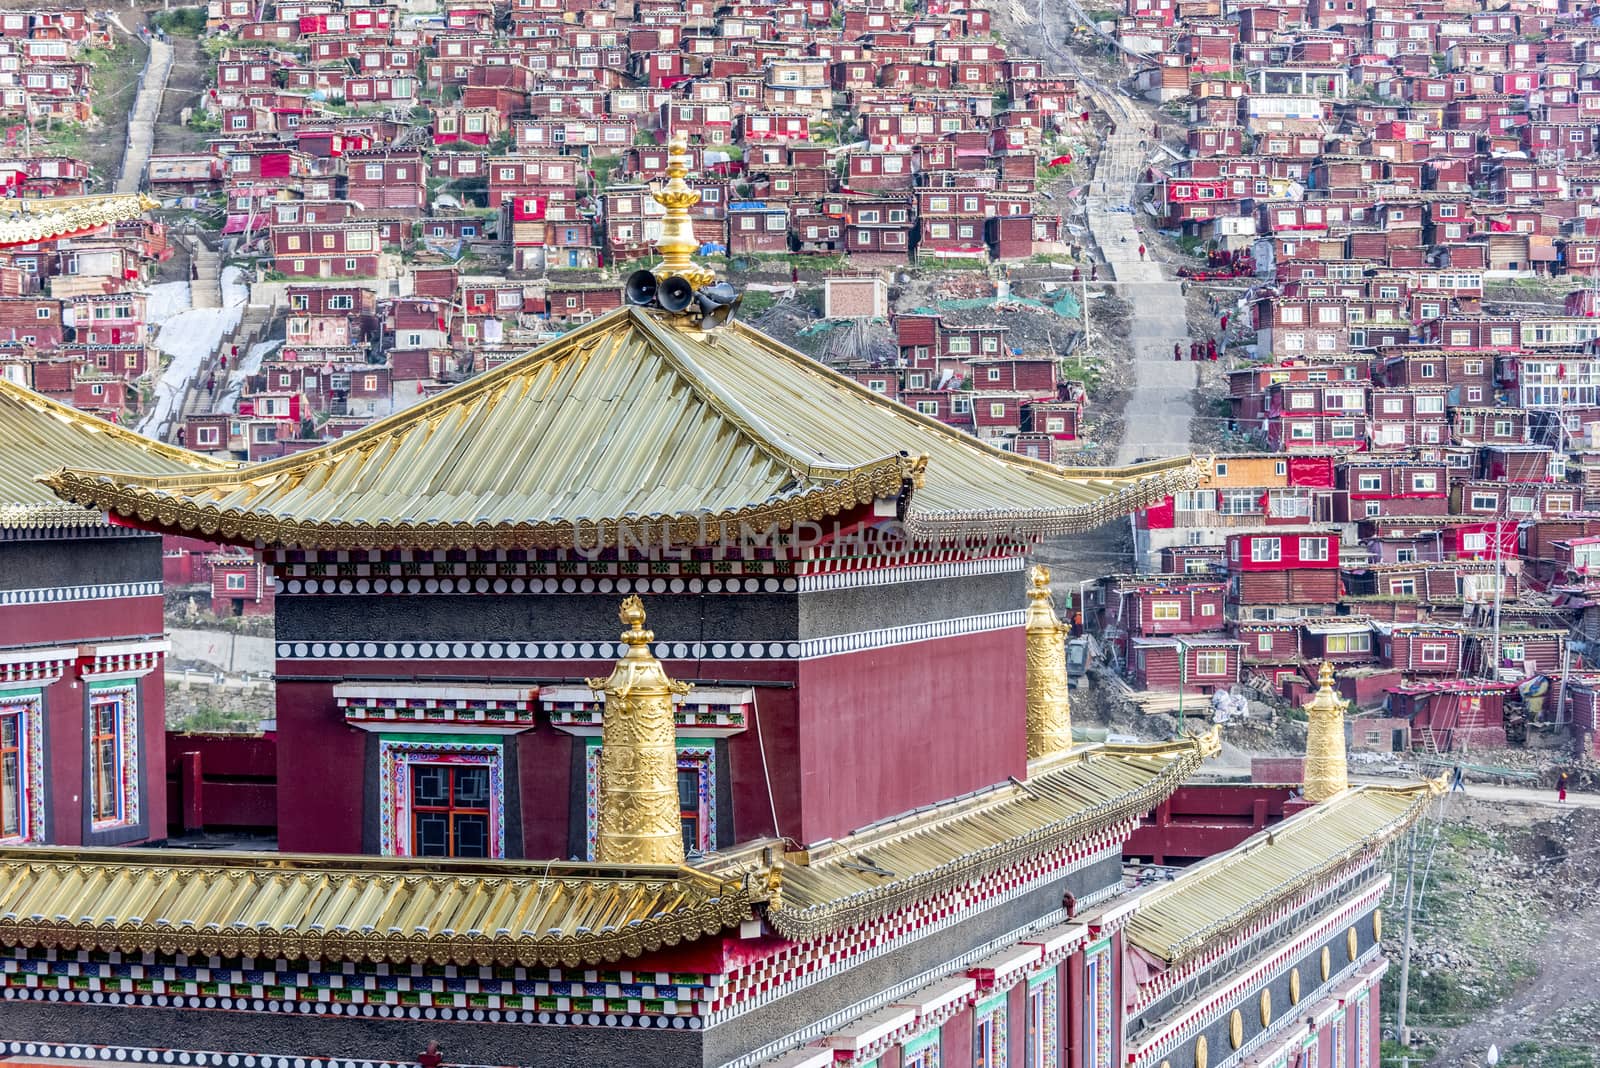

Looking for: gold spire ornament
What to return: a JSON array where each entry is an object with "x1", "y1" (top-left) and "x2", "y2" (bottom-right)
[
  {"x1": 1302, "y1": 661, "x2": 1350, "y2": 802},
  {"x1": 587, "y1": 596, "x2": 692, "y2": 865},
  {"x1": 1024, "y1": 565, "x2": 1074, "y2": 760},
  {"x1": 650, "y1": 132, "x2": 716, "y2": 291}
]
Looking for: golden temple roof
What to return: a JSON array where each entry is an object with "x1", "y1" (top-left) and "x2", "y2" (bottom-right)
[
  {"x1": 765, "y1": 735, "x2": 1219, "y2": 942},
  {"x1": 0, "y1": 377, "x2": 231, "y2": 529},
  {"x1": 1124, "y1": 780, "x2": 1441, "y2": 967},
  {"x1": 0, "y1": 848, "x2": 752, "y2": 968},
  {"x1": 45, "y1": 307, "x2": 1204, "y2": 550},
  {"x1": 0, "y1": 194, "x2": 159, "y2": 249}
]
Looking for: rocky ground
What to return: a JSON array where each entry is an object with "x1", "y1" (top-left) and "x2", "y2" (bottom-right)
[{"x1": 1384, "y1": 802, "x2": 1600, "y2": 1068}]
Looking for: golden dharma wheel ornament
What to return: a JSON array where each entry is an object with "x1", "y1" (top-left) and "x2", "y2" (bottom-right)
[
  {"x1": 1196, "y1": 1035, "x2": 1209, "y2": 1068},
  {"x1": 1320, "y1": 946, "x2": 1331, "y2": 981},
  {"x1": 1373, "y1": 909, "x2": 1383, "y2": 941},
  {"x1": 1347, "y1": 926, "x2": 1358, "y2": 961},
  {"x1": 1229, "y1": 1009, "x2": 1243, "y2": 1049},
  {"x1": 1289, "y1": 968, "x2": 1301, "y2": 1004},
  {"x1": 1260, "y1": 988, "x2": 1272, "y2": 1026}
]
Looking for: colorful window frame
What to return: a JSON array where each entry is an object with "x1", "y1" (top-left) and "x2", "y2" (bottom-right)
[
  {"x1": 1026, "y1": 969, "x2": 1060, "y2": 1068},
  {"x1": 584, "y1": 740, "x2": 715, "y2": 859},
  {"x1": 378, "y1": 736, "x2": 506, "y2": 858},
  {"x1": 0, "y1": 690, "x2": 44, "y2": 844},
  {"x1": 87, "y1": 682, "x2": 139, "y2": 829},
  {"x1": 1331, "y1": 1009, "x2": 1346, "y2": 1068},
  {"x1": 904, "y1": 1028, "x2": 942, "y2": 1068},
  {"x1": 1085, "y1": 938, "x2": 1114, "y2": 1068},
  {"x1": 1355, "y1": 991, "x2": 1371, "y2": 1068},
  {"x1": 976, "y1": 991, "x2": 1009, "y2": 1068}
]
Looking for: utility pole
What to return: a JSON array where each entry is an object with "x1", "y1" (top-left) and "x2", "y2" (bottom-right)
[{"x1": 1396, "y1": 823, "x2": 1420, "y2": 1048}]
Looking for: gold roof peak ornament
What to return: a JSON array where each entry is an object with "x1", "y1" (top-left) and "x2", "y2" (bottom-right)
[
  {"x1": 1024, "y1": 564, "x2": 1074, "y2": 761},
  {"x1": 587, "y1": 596, "x2": 693, "y2": 865},
  {"x1": 623, "y1": 132, "x2": 741, "y2": 324},
  {"x1": 1302, "y1": 661, "x2": 1350, "y2": 802}
]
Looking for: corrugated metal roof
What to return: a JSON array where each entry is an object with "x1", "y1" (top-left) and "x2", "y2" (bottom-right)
[
  {"x1": 0, "y1": 848, "x2": 751, "y2": 967},
  {"x1": 766, "y1": 736, "x2": 1219, "y2": 942},
  {"x1": 1124, "y1": 781, "x2": 1441, "y2": 966},
  {"x1": 47, "y1": 306, "x2": 1203, "y2": 550},
  {"x1": 0, "y1": 377, "x2": 232, "y2": 529}
]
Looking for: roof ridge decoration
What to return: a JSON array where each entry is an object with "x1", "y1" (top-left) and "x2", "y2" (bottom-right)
[
  {"x1": 589, "y1": 596, "x2": 693, "y2": 866},
  {"x1": 1303, "y1": 661, "x2": 1350, "y2": 802},
  {"x1": 765, "y1": 735, "x2": 1218, "y2": 942},
  {"x1": 0, "y1": 848, "x2": 753, "y2": 968},
  {"x1": 1025, "y1": 564, "x2": 1073, "y2": 760}
]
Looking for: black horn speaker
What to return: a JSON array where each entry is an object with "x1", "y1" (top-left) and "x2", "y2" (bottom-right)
[
  {"x1": 625, "y1": 269, "x2": 659, "y2": 306},
  {"x1": 657, "y1": 274, "x2": 695, "y2": 313},
  {"x1": 693, "y1": 282, "x2": 739, "y2": 314}
]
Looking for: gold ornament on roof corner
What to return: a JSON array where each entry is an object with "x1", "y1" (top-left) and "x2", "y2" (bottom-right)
[
  {"x1": 587, "y1": 595, "x2": 692, "y2": 866},
  {"x1": 1302, "y1": 661, "x2": 1350, "y2": 803},
  {"x1": 1025, "y1": 564, "x2": 1073, "y2": 760},
  {"x1": 623, "y1": 131, "x2": 741, "y2": 325}
]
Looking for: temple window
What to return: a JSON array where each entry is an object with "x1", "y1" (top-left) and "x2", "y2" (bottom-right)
[
  {"x1": 378, "y1": 738, "x2": 506, "y2": 858},
  {"x1": 0, "y1": 693, "x2": 43, "y2": 843},
  {"x1": 1025, "y1": 971, "x2": 1059, "y2": 1068},
  {"x1": 411, "y1": 763, "x2": 492, "y2": 857},
  {"x1": 904, "y1": 1030, "x2": 942, "y2": 1068},
  {"x1": 89, "y1": 685, "x2": 139, "y2": 828},
  {"x1": 975, "y1": 992, "x2": 1008, "y2": 1068},
  {"x1": 1085, "y1": 938, "x2": 1114, "y2": 1068}
]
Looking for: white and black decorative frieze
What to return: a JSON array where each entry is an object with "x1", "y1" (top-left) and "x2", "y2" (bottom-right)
[
  {"x1": 0, "y1": 582, "x2": 161, "y2": 607},
  {"x1": 275, "y1": 611, "x2": 1027, "y2": 662},
  {"x1": 267, "y1": 553, "x2": 1026, "y2": 597}
]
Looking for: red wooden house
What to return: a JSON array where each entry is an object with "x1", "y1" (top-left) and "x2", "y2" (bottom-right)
[
  {"x1": 210, "y1": 556, "x2": 276, "y2": 618},
  {"x1": 1128, "y1": 636, "x2": 1243, "y2": 695}
]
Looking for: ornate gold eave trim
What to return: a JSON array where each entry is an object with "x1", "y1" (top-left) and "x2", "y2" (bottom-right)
[
  {"x1": 0, "y1": 851, "x2": 755, "y2": 968},
  {"x1": 0, "y1": 193, "x2": 158, "y2": 248},
  {"x1": 42, "y1": 456, "x2": 916, "y2": 551},
  {"x1": 42, "y1": 452, "x2": 1202, "y2": 550},
  {"x1": 764, "y1": 738, "x2": 1211, "y2": 943}
]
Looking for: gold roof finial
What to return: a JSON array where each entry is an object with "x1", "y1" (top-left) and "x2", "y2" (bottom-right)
[
  {"x1": 1301, "y1": 660, "x2": 1349, "y2": 802},
  {"x1": 587, "y1": 596, "x2": 693, "y2": 866},
  {"x1": 651, "y1": 132, "x2": 716, "y2": 290},
  {"x1": 1024, "y1": 564, "x2": 1074, "y2": 761}
]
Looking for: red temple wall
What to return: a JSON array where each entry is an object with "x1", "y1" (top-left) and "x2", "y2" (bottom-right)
[
  {"x1": 274, "y1": 657, "x2": 805, "y2": 856},
  {"x1": 794, "y1": 626, "x2": 1027, "y2": 845},
  {"x1": 0, "y1": 595, "x2": 163, "y2": 647}
]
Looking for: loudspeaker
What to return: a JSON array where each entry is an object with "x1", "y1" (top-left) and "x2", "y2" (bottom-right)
[
  {"x1": 625, "y1": 269, "x2": 658, "y2": 306},
  {"x1": 658, "y1": 274, "x2": 695, "y2": 313},
  {"x1": 693, "y1": 282, "x2": 738, "y2": 314},
  {"x1": 703, "y1": 294, "x2": 742, "y2": 327}
]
